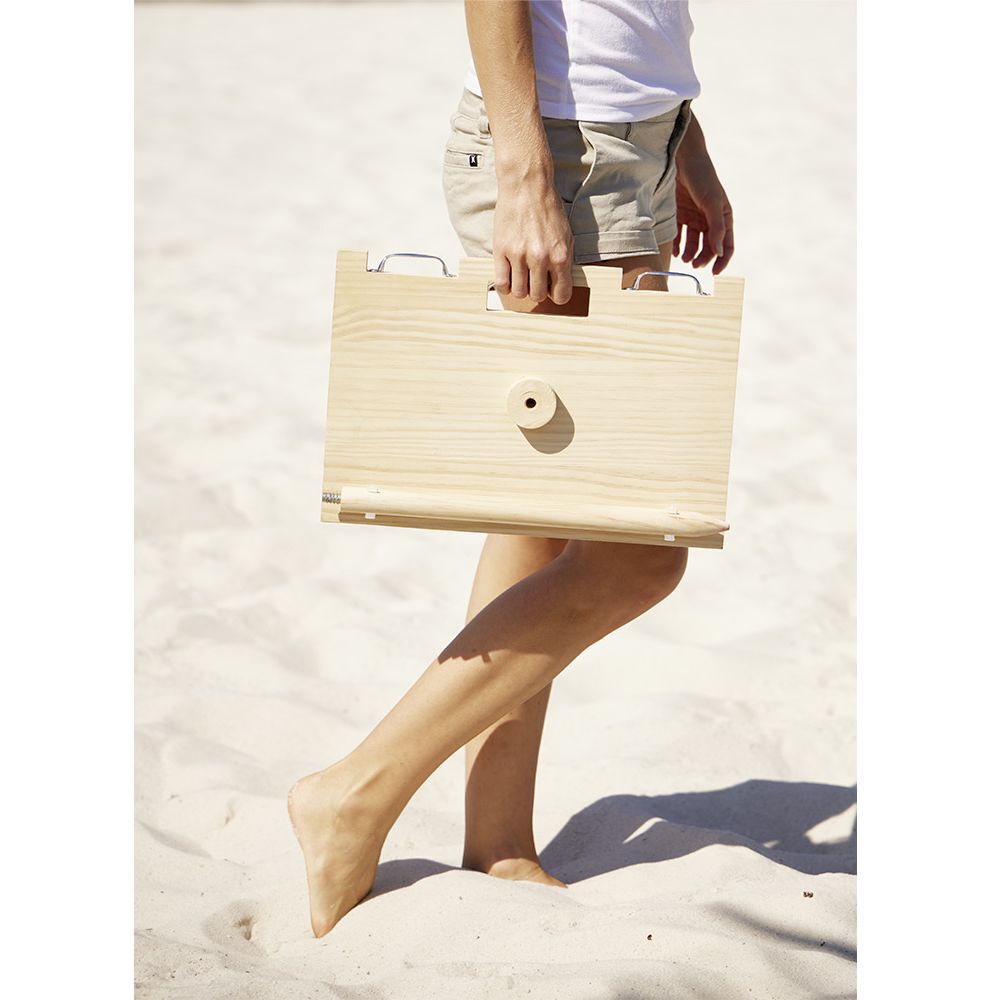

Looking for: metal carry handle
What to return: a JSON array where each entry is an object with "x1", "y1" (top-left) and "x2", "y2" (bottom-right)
[
  {"x1": 368, "y1": 252, "x2": 456, "y2": 278},
  {"x1": 628, "y1": 271, "x2": 708, "y2": 295}
]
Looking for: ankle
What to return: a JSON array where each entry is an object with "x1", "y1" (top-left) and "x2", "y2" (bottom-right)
[
  {"x1": 462, "y1": 844, "x2": 540, "y2": 871},
  {"x1": 320, "y1": 757, "x2": 403, "y2": 835}
]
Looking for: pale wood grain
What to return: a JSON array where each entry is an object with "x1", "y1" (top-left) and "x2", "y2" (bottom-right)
[{"x1": 322, "y1": 250, "x2": 744, "y2": 549}]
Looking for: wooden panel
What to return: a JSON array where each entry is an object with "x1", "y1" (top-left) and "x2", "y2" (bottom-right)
[{"x1": 322, "y1": 250, "x2": 744, "y2": 548}]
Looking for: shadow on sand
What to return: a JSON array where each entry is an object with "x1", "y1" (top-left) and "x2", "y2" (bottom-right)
[
  {"x1": 368, "y1": 779, "x2": 856, "y2": 901},
  {"x1": 540, "y1": 779, "x2": 856, "y2": 881}
]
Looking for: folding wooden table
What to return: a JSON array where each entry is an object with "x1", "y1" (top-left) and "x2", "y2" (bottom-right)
[{"x1": 322, "y1": 250, "x2": 744, "y2": 549}]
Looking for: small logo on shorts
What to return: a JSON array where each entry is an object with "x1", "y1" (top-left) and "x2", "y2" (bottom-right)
[{"x1": 468, "y1": 153, "x2": 480, "y2": 167}]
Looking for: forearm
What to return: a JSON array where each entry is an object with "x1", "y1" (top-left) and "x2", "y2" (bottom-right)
[
  {"x1": 672, "y1": 109, "x2": 734, "y2": 272},
  {"x1": 676, "y1": 110, "x2": 716, "y2": 183},
  {"x1": 463, "y1": 0, "x2": 553, "y2": 189}
]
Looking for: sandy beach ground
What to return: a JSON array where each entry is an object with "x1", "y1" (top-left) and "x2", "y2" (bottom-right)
[{"x1": 135, "y1": 2, "x2": 856, "y2": 997}]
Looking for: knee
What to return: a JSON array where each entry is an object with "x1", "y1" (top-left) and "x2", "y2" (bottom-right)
[
  {"x1": 629, "y1": 545, "x2": 688, "y2": 605},
  {"x1": 562, "y1": 540, "x2": 688, "y2": 626}
]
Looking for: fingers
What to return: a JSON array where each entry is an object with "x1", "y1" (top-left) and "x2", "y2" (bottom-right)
[
  {"x1": 528, "y1": 258, "x2": 549, "y2": 304},
  {"x1": 692, "y1": 240, "x2": 716, "y2": 269},
  {"x1": 494, "y1": 256, "x2": 512, "y2": 295},
  {"x1": 548, "y1": 244, "x2": 573, "y2": 305},
  {"x1": 496, "y1": 245, "x2": 574, "y2": 305},
  {"x1": 508, "y1": 256, "x2": 529, "y2": 299},
  {"x1": 712, "y1": 207, "x2": 735, "y2": 274},
  {"x1": 680, "y1": 225, "x2": 702, "y2": 264},
  {"x1": 693, "y1": 199, "x2": 726, "y2": 269},
  {"x1": 678, "y1": 201, "x2": 734, "y2": 273},
  {"x1": 548, "y1": 268, "x2": 572, "y2": 305}
]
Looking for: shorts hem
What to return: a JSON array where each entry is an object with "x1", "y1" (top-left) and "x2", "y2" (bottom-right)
[
  {"x1": 572, "y1": 230, "x2": 667, "y2": 264},
  {"x1": 652, "y1": 215, "x2": 680, "y2": 247}
]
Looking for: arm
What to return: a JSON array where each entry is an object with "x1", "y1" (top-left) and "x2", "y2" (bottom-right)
[
  {"x1": 673, "y1": 111, "x2": 735, "y2": 275},
  {"x1": 464, "y1": 0, "x2": 574, "y2": 304}
]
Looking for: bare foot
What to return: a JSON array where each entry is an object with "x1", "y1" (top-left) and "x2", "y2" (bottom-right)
[
  {"x1": 463, "y1": 854, "x2": 568, "y2": 888},
  {"x1": 287, "y1": 766, "x2": 386, "y2": 937}
]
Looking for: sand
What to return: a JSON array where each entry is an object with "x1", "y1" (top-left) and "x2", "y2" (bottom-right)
[{"x1": 135, "y1": 2, "x2": 856, "y2": 997}]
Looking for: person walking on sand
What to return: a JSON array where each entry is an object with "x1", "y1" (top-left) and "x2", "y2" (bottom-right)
[{"x1": 289, "y1": 0, "x2": 734, "y2": 938}]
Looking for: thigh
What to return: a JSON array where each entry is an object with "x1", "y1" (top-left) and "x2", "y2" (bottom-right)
[{"x1": 590, "y1": 244, "x2": 674, "y2": 291}]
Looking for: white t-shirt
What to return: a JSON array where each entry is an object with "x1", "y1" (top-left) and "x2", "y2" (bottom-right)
[{"x1": 463, "y1": 0, "x2": 701, "y2": 123}]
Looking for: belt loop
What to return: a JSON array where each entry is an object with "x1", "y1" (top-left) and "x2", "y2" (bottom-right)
[{"x1": 478, "y1": 97, "x2": 491, "y2": 136}]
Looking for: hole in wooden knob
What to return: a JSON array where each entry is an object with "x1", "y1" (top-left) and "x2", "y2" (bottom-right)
[{"x1": 507, "y1": 377, "x2": 557, "y2": 429}]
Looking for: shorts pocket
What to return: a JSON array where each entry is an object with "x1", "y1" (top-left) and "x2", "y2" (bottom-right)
[
  {"x1": 654, "y1": 100, "x2": 692, "y2": 195},
  {"x1": 544, "y1": 120, "x2": 597, "y2": 213},
  {"x1": 567, "y1": 126, "x2": 599, "y2": 228},
  {"x1": 652, "y1": 155, "x2": 677, "y2": 204},
  {"x1": 444, "y1": 147, "x2": 488, "y2": 169}
]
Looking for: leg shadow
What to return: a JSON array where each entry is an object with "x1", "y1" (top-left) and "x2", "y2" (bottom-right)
[
  {"x1": 365, "y1": 857, "x2": 457, "y2": 900},
  {"x1": 539, "y1": 779, "x2": 857, "y2": 882}
]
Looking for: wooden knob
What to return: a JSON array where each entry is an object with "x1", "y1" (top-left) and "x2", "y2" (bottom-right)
[{"x1": 507, "y1": 378, "x2": 557, "y2": 429}]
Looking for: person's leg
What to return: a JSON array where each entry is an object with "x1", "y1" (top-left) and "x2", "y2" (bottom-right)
[
  {"x1": 288, "y1": 532, "x2": 688, "y2": 937},
  {"x1": 460, "y1": 534, "x2": 569, "y2": 887},
  {"x1": 460, "y1": 246, "x2": 673, "y2": 885}
]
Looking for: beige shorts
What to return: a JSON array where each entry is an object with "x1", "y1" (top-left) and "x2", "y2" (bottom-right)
[{"x1": 441, "y1": 88, "x2": 693, "y2": 264}]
